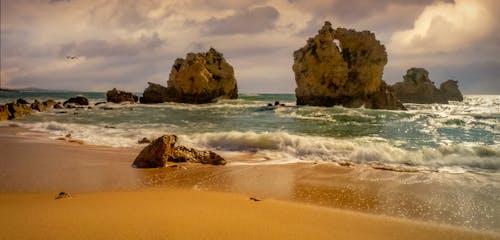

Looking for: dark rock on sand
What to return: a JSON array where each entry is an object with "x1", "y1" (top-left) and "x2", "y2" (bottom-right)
[
  {"x1": 439, "y1": 80, "x2": 463, "y2": 102},
  {"x1": 392, "y1": 68, "x2": 463, "y2": 104},
  {"x1": 55, "y1": 192, "x2": 72, "y2": 199},
  {"x1": 63, "y1": 96, "x2": 89, "y2": 107},
  {"x1": 132, "y1": 135, "x2": 226, "y2": 168},
  {"x1": 140, "y1": 48, "x2": 238, "y2": 104},
  {"x1": 293, "y1": 21, "x2": 404, "y2": 110},
  {"x1": 106, "y1": 88, "x2": 138, "y2": 103}
]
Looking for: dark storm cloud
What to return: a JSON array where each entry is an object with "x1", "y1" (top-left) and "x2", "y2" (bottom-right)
[
  {"x1": 204, "y1": 6, "x2": 280, "y2": 35},
  {"x1": 59, "y1": 32, "x2": 164, "y2": 58}
]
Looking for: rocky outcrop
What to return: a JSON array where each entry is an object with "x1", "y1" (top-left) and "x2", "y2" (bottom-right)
[
  {"x1": 132, "y1": 135, "x2": 226, "y2": 168},
  {"x1": 140, "y1": 48, "x2": 238, "y2": 104},
  {"x1": 63, "y1": 96, "x2": 89, "y2": 106},
  {"x1": 106, "y1": 88, "x2": 138, "y2": 103},
  {"x1": 5, "y1": 102, "x2": 33, "y2": 119},
  {"x1": 293, "y1": 21, "x2": 404, "y2": 110},
  {"x1": 0, "y1": 99, "x2": 65, "y2": 121},
  {"x1": 439, "y1": 80, "x2": 463, "y2": 102},
  {"x1": 392, "y1": 68, "x2": 463, "y2": 104},
  {"x1": 31, "y1": 99, "x2": 58, "y2": 112},
  {"x1": 0, "y1": 105, "x2": 9, "y2": 120},
  {"x1": 139, "y1": 82, "x2": 170, "y2": 104}
]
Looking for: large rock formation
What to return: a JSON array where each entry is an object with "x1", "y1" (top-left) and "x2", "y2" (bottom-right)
[
  {"x1": 132, "y1": 135, "x2": 226, "y2": 168},
  {"x1": 106, "y1": 88, "x2": 138, "y2": 103},
  {"x1": 293, "y1": 21, "x2": 404, "y2": 110},
  {"x1": 140, "y1": 48, "x2": 238, "y2": 104},
  {"x1": 392, "y1": 68, "x2": 463, "y2": 104},
  {"x1": 439, "y1": 80, "x2": 463, "y2": 102}
]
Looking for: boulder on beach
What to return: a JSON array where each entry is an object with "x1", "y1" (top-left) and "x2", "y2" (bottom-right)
[
  {"x1": 140, "y1": 48, "x2": 238, "y2": 104},
  {"x1": 106, "y1": 88, "x2": 138, "y2": 103},
  {"x1": 132, "y1": 135, "x2": 226, "y2": 168},
  {"x1": 63, "y1": 96, "x2": 89, "y2": 107},
  {"x1": 293, "y1": 21, "x2": 405, "y2": 110},
  {"x1": 392, "y1": 68, "x2": 463, "y2": 104}
]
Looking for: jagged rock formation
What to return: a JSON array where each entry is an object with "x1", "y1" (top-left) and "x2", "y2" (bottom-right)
[
  {"x1": 392, "y1": 68, "x2": 463, "y2": 104},
  {"x1": 132, "y1": 135, "x2": 226, "y2": 167},
  {"x1": 106, "y1": 88, "x2": 138, "y2": 103},
  {"x1": 439, "y1": 80, "x2": 463, "y2": 102},
  {"x1": 293, "y1": 21, "x2": 404, "y2": 110},
  {"x1": 0, "y1": 99, "x2": 61, "y2": 120},
  {"x1": 63, "y1": 96, "x2": 89, "y2": 107},
  {"x1": 140, "y1": 48, "x2": 238, "y2": 104}
]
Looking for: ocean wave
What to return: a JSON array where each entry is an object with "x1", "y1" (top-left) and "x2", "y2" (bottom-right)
[{"x1": 183, "y1": 131, "x2": 500, "y2": 172}]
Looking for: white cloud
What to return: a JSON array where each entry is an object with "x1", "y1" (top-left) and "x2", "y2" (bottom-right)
[{"x1": 389, "y1": 0, "x2": 495, "y2": 54}]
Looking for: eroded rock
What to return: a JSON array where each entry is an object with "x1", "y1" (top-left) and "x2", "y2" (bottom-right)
[
  {"x1": 132, "y1": 135, "x2": 226, "y2": 168},
  {"x1": 439, "y1": 80, "x2": 463, "y2": 102},
  {"x1": 392, "y1": 68, "x2": 463, "y2": 104},
  {"x1": 140, "y1": 48, "x2": 238, "y2": 104},
  {"x1": 293, "y1": 21, "x2": 404, "y2": 110}
]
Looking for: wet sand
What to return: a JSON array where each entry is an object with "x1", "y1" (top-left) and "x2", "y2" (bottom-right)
[{"x1": 0, "y1": 126, "x2": 499, "y2": 239}]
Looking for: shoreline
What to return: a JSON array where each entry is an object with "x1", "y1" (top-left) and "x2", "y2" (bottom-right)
[{"x1": 1, "y1": 125, "x2": 499, "y2": 238}]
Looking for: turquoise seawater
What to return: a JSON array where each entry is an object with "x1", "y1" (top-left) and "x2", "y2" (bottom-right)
[{"x1": 0, "y1": 92, "x2": 499, "y2": 172}]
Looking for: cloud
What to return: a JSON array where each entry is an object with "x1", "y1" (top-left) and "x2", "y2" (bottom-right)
[
  {"x1": 204, "y1": 6, "x2": 280, "y2": 35},
  {"x1": 389, "y1": 0, "x2": 496, "y2": 53},
  {"x1": 58, "y1": 32, "x2": 165, "y2": 58}
]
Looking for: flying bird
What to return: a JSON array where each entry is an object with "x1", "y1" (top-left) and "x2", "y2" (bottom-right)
[{"x1": 66, "y1": 56, "x2": 79, "y2": 60}]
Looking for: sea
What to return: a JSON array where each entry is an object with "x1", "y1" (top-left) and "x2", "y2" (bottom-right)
[
  {"x1": 1, "y1": 92, "x2": 498, "y2": 173},
  {"x1": 1, "y1": 92, "x2": 499, "y2": 232}
]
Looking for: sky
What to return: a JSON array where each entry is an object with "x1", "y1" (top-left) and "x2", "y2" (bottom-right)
[{"x1": 1, "y1": 0, "x2": 499, "y2": 94}]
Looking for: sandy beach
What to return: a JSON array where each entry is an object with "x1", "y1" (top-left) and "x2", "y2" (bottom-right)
[{"x1": 0, "y1": 126, "x2": 498, "y2": 239}]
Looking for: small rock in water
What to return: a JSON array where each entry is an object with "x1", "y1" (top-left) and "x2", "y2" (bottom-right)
[
  {"x1": 249, "y1": 197, "x2": 261, "y2": 202},
  {"x1": 55, "y1": 192, "x2": 72, "y2": 200},
  {"x1": 65, "y1": 133, "x2": 71, "y2": 138}
]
